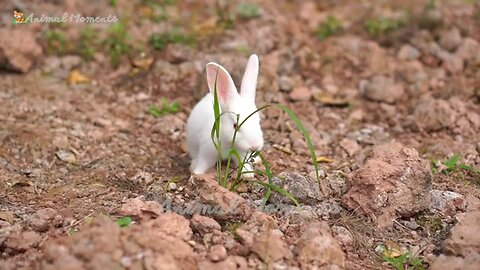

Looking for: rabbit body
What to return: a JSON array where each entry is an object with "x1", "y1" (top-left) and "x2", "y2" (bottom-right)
[{"x1": 186, "y1": 54, "x2": 264, "y2": 176}]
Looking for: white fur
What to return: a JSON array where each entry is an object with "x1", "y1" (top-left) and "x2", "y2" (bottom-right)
[{"x1": 186, "y1": 54, "x2": 264, "y2": 177}]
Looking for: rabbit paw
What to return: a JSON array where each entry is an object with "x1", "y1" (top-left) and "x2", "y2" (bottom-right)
[{"x1": 241, "y1": 163, "x2": 255, "y2": 179}]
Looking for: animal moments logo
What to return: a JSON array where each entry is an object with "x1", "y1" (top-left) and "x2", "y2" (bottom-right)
[{"x1": 12, "y1": 10, "x2": 118, "y2": 25}]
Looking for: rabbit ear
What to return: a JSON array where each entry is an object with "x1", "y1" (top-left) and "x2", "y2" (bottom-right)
[
  {"x1": 240, "y1": 54, "x2": 259, "y2": 101},
  {"x1": 206, "y1": 62, "x2": 238, "y2": 107}
]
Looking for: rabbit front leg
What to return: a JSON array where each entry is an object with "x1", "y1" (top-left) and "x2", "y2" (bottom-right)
[{"x1": 190, "y1": 145, "x2": 218, "y2": 174}]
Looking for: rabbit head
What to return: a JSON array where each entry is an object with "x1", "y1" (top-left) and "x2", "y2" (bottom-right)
[{"x1": 206, "y1": 54, "x2": 264, "y2": 154}]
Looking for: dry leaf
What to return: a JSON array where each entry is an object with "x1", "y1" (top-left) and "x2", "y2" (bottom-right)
[
  {"x1": 56, "y1": 150, "x2": 77, "y2": 164},
  {"x1": 316, "y1": 156, "x2": 335, "y2": 163},
  {"x1": 193, "y1": 17, "x2": 222, "y2": 37},
  {"x1": 314, "y1": 94, "x2": 349, "y2": 107},
  {"x1": 0, "y1": 211, "x2": 14, "y2": 224},
  {"x1": 383, "y1": 240, "x2": 406, "y2": 258},
  {"x1": 68, "y1": 70, "x2": 90, "y2": 85},
  {"x1": 273, "y1": 144, "x2": 294, "y2": 155},
  {"x1": 131, "y1": 56, "x2": 154, "y2": 70}
]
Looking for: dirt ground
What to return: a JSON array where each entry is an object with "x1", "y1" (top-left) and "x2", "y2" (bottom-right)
[{"x1": 1, "y1": 0, "x2": 480, "y2": 269}]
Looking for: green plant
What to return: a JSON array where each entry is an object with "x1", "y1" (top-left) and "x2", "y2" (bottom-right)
[
  {"x1": 109, "y1": 0, "x2": 118, "y2": 7},
  {"x1": 431, "y1": 154, "x2": 480, "y2": 175},
  {"x1": 148, "y1": 99, "x2": 179, "y2": 117},
  {"x1": 365, "y1": 16, "x2": 405, "y2": 37},
  {"x1": 44, "y1": 30, "x2": 67, "y2": 55},
  {"x1": 210, "y1": 70, "x2": 319, "y2": 205},
  {"x1": 105, "y1": 22, "x2": 130, "y2": 68},
  {"x1": 383, "y1": 252, "x2": 425, "y2": 270},
  {"x1": 115, "y1": 216, "x2": 132, "y2": 227},
  {"x1": 149, "y1": 28, "x2": 197, "y2": 51},
  {"x1": 316, "y1": 15, "x2": 341, "y2": 40},
  {"x1": 236, "y1": 2, "x2": 262, "y2": 19},
  {"x1": 78, "y1": 25, "x2": 99, "y2": 60}
]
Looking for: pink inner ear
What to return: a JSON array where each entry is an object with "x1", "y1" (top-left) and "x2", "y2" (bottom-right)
[{"x1": 208, "y1": 65, "x2": 232, "y2": 104}]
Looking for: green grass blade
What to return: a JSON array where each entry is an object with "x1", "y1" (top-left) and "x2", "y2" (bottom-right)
[
  {"x1": 273, "y1": 104, "x2": 319, "y2": 181},
  {"x1": 253, "y1": 180, "x2": 299, "y2": 206}
]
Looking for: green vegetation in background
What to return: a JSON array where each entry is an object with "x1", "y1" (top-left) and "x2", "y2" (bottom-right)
[
  {"x1": 44, "y1": 30, "x2": 67, "y2": 55},
  {"x1": 148, "y1": 99, "x2": 179, "y2": 117},
  {"x1": 105, "y1": 22, "x2": 130, "y2": 68},
  {"x1": 115, "y1": 216, "x2": 132, "y2": 227},
  {"x1": 236, "y1": 2, "x2": 262, "y2": 19},
  {"x1": 149, "y1": 28, "x2": 197, "y2": 50},
  {"x1": 78, "y1": 25, "x2": 99, "y2": 60},
  {"x1": 316, "y1": 15, "x2": 341, "y2": 40},
  {"x1": 365, "y1": 16, "x2": 406, "y2": 37}
]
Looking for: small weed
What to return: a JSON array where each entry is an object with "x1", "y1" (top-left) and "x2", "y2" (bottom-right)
[
  {"x1": 316, "y1": 15, "x2": 341, "y2": 40},
  {"x1": 115, "y1": 216, "x2": 132, "y2": 227},
  {"x1": 149, "y1": 29, "x2": 196, "y2": 51},
  {"x1": 236, "y1": 2, "x2": 262, "y2": 19},
  {"x1": 165, "y1": 176, "x2": 180, "y2": 191},
  {"x1": 148, "y1": 99, "x2": 179, "y2": 117},
  {"x1": 431, "y1": 154, "x2": 480, "y2": 175},
  {"x1": 105, "y1": 22, "x2": 130, "y2": 68},
  {"x1": 383, "y1": 252, "x2": 426, "y2": 270},
  {"x1": 149, "y1": 33, "x2": 170, "y2": 50},
  {"x1": 44, "y1": 30, "x2": 67, "y2": 55},
  {"x1": 365, "y1": 16, "x2": 405, "y2": 37},
  {"x1": 109, "y1": 0, "x2": 118, "y2": 7},
  {"x1": 78, "y1": 25, "x2": 99, "y2": 60}
]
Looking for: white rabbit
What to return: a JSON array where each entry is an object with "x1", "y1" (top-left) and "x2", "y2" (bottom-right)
[{"x1": 186, "y1": 54, "x2": 264, "y2": 178}]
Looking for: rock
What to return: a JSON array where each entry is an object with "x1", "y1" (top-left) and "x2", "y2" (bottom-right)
[
  {"x1": 466, "y1": 195, "x2": 480, "y2": 212},
  {"x1": 149, "y1": 211, "x2": 193, "y2": 241},
  {"x1": 61, "y1": 55, "x2": 82, "y2": 71},
  {"x1": 191, "y1": 214, "x2": 221, "y2": 234},
  {"x1": 40, "y1": 216, "x2": 196, "y2": 270},
  {"x1": 209, "y1": 244, "x2": 228, "y2": 262},
  {"x1": 442, "y1": 53, "x2": 464, "y2": 73},
  {"x1": 439, "y1": 28, "x2": 462, "y2": 52},
  {"x1": 278, "y1": 75, "x2": 294, "y2": 92},
  {"x1": 342, "y1": 142, "x2": 432, "y2": 228},
  {"x1": 443, "y1": 211, "x2": 480, "y2": 256},
  {"x1": 119, "y1": 197, "x2": 163, "y2": 221},
  {"x1": 296, "y1": 222, "x2": 345, "y2": 268},
  {"x1": 397, "y1": 44, "x2": 420, "y2": 60},
  {"x1": 251, "y1": 230, "x2": 288, "y2": 262},
  {"x1": 362, "y1": 75, "x2": 404, "y2": 104},
  {"x1": 28, "y1": 208, "x2": 62, "y2": 232},
  {"x1": 4, "y1": 231, "x2": 42, "y2": 252},
  {"x1": 397, "y1": 60, "x2": 427, "y2": 84},
  {"x1": 456, "y1": 37, "x2": 480, "y2": 65},
  {"x1": 193, "y1": 174, "x2": 252, "y2": 221},
  {"x1": 339, "y1": 138, "x2": 361, "y2": 156},
  {"x1": 430, "y1": 190, "x2": 466, "y2": 216},
  {"x1": 151, "y1": 114, "x2": 184, "y2": 139},
  {"x1": 130, "y1": 171, "x2": 153, "y2": 185},
  {"x1": 430, "y1": 253, "x2": 480, "y2": 270},
  {"x1": 0, "y1": 29, "x2": 43, "y2": 73},
  {"x1": 165, "y1": 44, "x2": 193, "y2": 63},
  {"x1": 413, "y1": 98, "x2": 457, "y2": 131},
  {"x1": 324, "y1": 171, "x2": 348, "y2": 197},
  {"x1": 332, "y1": 225, "x2": 354, "y2": 247},
  {"x1": 270, "y1": 172, "x2": 322, "y2": 205},
  {"x1": 199, "y1": 257, "x2": 237, "y2": 270},
  {"x1": 289, "y1": 86, "x2": 311, "y2": 101},
  {"x1": 466, "y1": 112, "x2": 480, "y2": 130}
]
